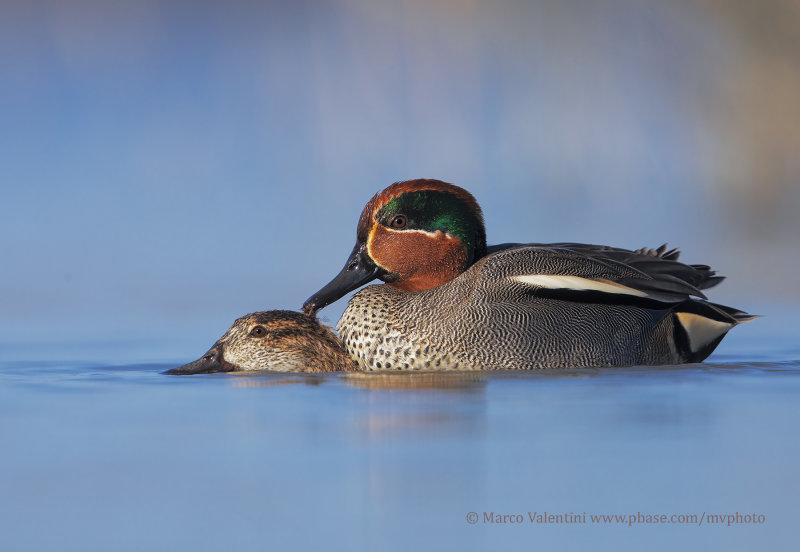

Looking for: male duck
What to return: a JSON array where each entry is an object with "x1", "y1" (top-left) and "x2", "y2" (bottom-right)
[
  {"x1": 303, "y1": 179, "x2": 753, "y2": 370},
  {"x1": 166, "y1": 310, "x2": 358, "y2": 374}
]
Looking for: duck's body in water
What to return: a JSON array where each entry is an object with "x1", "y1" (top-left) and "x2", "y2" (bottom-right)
[
  {"x1": 167, "y1": 310, "x2": 357, "y2": 374},
  {"x1": 303, "y1": 179, "x2": 754, "y2": 370}
]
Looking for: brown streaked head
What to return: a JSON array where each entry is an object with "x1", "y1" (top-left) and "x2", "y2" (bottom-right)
[
  {"x1": 165, "y1": 310, "x2": 357, "y2": 374},
  {"x1": 303, "y1": 179, "x2": 487, "y2": 314}
]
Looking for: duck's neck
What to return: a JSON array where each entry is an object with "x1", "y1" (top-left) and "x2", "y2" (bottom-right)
[{"x1": 303, "y1": 330, "x2": 360, "y2": 372}]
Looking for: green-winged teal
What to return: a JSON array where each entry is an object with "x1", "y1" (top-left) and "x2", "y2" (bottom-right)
[
  {"x1": 166, "y1": 310, "x2": 357, "y2": 374},
  {"x1": 303, "y1": 179, "x2": 754, "y2": 370}
]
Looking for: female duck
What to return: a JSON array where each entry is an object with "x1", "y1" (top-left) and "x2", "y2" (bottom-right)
[
  {"x1": 303, "y1": 179, "x2": 753, "y2": 370},
  {"x1": 167, "y1": 310, "x2": 358, "y2": 374}
]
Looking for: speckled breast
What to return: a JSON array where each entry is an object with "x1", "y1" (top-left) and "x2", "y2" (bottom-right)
[{"x1": 336, "y1": 269, "x2": 683, "y2": 371}]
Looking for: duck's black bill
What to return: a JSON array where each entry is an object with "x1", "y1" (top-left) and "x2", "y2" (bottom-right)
[
  {"x1": 303, "y1": 242, "x2": 384, "y2": 315},
  {"x1": 164, "y1": 346, "x2": 234, "y2": 375}
]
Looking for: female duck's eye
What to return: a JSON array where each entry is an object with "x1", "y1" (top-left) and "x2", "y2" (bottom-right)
[
  {"x1": 390, "y1": 215, "x2": 407, "y2": 229},
  {"x1": 250, "y1": 326, "x2": 266, "y2": 337}
]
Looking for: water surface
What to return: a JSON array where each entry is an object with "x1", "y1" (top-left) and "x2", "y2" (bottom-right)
[{"x1": 1, "y1": 324, "x2": 798, "y2": 552}]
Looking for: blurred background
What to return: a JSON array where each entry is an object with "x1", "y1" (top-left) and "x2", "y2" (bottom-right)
[{"x1": 2, "y1": 0, "x2": 798, "y2": 360}]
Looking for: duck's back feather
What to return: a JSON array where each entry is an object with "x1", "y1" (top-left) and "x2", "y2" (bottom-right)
[
  {"x1": 338, "y1": 243, "x2": 751, "y2": 370},
  {"x1": 482, "y1": 243, "x2": 723, "y2": 304}
]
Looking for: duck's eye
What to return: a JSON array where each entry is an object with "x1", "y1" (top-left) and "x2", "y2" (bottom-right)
[
  {"x1": 250, "y1": 325, "x2": 266, "y2": 337},
  {"x1": 390, "y1": 215, "x2": 407, "y2": 229}
]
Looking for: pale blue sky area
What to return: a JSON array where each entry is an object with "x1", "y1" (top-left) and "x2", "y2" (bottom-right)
[{"x1": 2, "y1": 0, "x2": 798, "y2": 357}]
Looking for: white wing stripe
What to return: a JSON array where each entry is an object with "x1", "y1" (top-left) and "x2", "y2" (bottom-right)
[{"x1": 510, "y1": 274, "x2": 649, "y2": 297}]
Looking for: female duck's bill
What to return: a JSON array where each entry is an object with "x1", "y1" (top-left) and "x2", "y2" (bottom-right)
[{"x1": 165, "y1": 310, "x2": 357, "y2": 374}]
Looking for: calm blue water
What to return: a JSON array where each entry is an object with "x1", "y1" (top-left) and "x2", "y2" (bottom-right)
[{"x1": 1, "y1": 314, "x2": 798, "y2": 552}]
